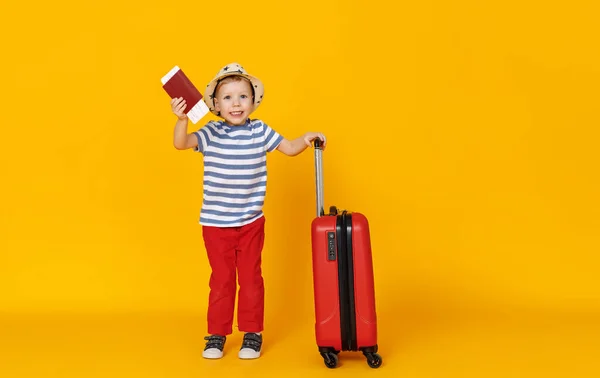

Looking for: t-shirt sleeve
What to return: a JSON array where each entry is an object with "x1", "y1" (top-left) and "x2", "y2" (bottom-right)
[
  {"x1": 193, "y1": 122, "x2": 214, "y2": 154},
  {"x1": 263, "y1": 121, "x2": 284, "y2": 152}
]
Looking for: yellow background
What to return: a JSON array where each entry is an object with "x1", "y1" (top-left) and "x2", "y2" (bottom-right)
[{"x1": 1, "y1": 0, "x2": 599, "y2": 377}]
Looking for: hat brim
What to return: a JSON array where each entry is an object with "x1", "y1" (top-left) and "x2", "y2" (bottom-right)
[{"x1": 203, "y1": 71, "x2": 264, "y2": 116}]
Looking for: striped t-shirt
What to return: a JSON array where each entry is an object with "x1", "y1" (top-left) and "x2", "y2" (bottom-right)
[{"x1": 193, "y1": 118, "x2": 284, "y2": 227}]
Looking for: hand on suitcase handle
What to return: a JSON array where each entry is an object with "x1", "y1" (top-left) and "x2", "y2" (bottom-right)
[{"x1": 306, "y1": 133, "x2": 326, "y2": 150}]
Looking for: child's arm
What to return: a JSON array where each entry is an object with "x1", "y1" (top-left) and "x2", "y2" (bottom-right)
[
  {"x1": 277, "y1": 132, "x2": 326, "y2": 156},
  {"x1": 171, "y1": 97, "x2": 199, "y2": 150}
]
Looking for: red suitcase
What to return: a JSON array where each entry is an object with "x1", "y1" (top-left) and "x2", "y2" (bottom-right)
[{"x1": 310, "y1": 139, "x2": 382, "y2": 369}]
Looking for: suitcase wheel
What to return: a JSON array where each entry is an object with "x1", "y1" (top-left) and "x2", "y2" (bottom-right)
[
  {"x1": 320, "y1": 351, "x2": 338, "y2": 368},
  {"x1": 365, "y1": 352, "x2": 383, "y2": 368}
]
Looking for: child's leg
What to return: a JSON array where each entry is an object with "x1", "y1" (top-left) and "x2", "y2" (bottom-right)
[
  {"x1": 202, "y1": 225, "x2": 237, "y2": 336},
  {"x1": 235, "y1": 216, "x2": 266, "y2": 334}
]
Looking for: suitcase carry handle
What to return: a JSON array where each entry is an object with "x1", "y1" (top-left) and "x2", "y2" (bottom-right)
[{"x1": 314, "y1": 139, "x2": 325, "y2": 217}]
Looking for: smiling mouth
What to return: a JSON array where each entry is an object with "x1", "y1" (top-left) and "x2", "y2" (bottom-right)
[{"x1": 230, "y1": 111, "x2": 243, "y2": 116}]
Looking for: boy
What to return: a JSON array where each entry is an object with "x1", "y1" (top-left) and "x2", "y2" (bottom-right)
[{"x1": 170, "y1": 63, "x2": 326, "y2": 359}]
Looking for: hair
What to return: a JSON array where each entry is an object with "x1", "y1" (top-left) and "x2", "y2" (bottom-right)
[{"x1": 214, "y1": 75, "x2": 255, "y2": 100}]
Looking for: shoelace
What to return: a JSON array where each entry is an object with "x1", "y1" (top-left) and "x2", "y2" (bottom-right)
[
  {"x1": 204, "y1": 335, "x2": 225, "y2": 350},
  {"x1": 241, "y1": 333, "x2": 262, "y2": 351}
]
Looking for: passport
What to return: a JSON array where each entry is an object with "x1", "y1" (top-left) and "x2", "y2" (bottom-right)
[{"x1": 161, "y1": 66, "x2": 209, "y2": 124}]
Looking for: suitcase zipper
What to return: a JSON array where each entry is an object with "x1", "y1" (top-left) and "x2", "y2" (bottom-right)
[
  {"x1": 337, "y1": 211, "x2": 358, "y2": 351},
  {"x1": 345, "y1": 213, "x2": 358, "y2": 351}
]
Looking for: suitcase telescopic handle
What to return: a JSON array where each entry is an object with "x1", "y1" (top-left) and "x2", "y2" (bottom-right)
[{"x1": 314, "y1": 139, "x2": 325, "y2": 217}]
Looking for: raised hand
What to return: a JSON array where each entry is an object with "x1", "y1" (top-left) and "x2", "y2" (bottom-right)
[{"x1": 171, "y1": 97, "x2": 188, "y2": 120}]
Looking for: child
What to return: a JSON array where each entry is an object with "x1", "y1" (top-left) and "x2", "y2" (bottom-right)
[{"x1": 170, "y1": 62, "x2": 326, "y2": 360}]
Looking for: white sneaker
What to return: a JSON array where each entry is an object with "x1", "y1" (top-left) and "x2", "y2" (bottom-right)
[
  {"x1": 238, "y1": 333, "x2": 262, "y2": 359},
  {"x1": 202, "y1": 335, "x2": 226, "y2": 359}
]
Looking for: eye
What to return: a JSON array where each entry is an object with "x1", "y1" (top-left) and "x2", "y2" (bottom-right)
[
  {"x1": 241, "y1": 94, "x2": 248, "y2": 99},
  {"x1": 224, "y1": 95, "x2": 231, "y2": 100}
]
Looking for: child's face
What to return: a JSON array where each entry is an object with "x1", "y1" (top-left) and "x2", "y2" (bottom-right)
[{"x1": 214, "y1": 78, "x2": 254, "y2": 126}]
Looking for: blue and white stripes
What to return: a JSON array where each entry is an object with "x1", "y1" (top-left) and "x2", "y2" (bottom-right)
[{"x1": 193, "y1": 119, "x2": 283, "y2": 227}]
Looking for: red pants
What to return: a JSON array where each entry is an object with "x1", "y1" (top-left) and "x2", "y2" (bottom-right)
[{"x1": 202, "y1": 215, "x2": 265, "y2": 336}]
